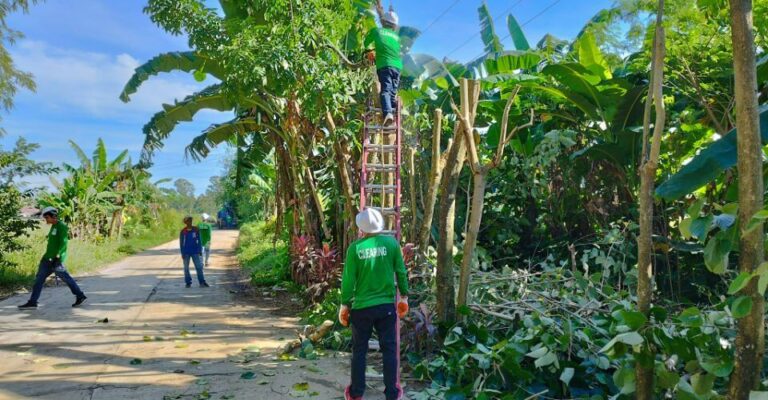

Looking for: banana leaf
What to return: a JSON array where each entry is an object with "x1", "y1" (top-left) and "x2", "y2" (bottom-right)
[
  {"x1": 120, "y1": 52, "x2": 225, "y2": 102},
  {"x1": 656, "y1": 106, "x2": 768, "y2": 201},
  {"x1": 506, "y1": 14, "x2": 530, "y2": 51},
  {"x1": 478, "y1": 2, "x2": 503, "y2": 55}
]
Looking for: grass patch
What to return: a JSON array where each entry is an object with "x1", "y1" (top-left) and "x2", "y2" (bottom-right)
[
  {"x1": 0, "y1": 209, "x2": 182, "y2": 292},
  {"x1": 237, "y1": 220, "x2": 289, "y2": 287}
]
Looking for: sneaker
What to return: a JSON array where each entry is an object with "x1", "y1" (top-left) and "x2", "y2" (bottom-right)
[
  {"x1": 72, "y1": 296, "x2": 87, "y2": 307},
  {"x1": 383, "y1": 113, "x2": 394, "y2": 126},
  {"x1": 200, "y1": 282, "x2": 210, "y2": 288},
  {"x1": 18, "y1": 302, "x2": 37, "y2": 309},
  {"x1": 185, "y1": 283, "x2": 192, "y2": 288},
  {"x1": 344, "y1": 386, "x2": 363, "y2": 400}
]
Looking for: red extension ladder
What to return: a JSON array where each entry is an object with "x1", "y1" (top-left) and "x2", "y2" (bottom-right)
[{"x1": 359, "y1": 97, "x2": 404, "y2": 397}]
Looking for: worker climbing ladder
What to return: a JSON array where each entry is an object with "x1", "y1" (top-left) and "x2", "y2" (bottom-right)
[{"x1": 359, "y1": 95, "x2": 404, "y2": 399}]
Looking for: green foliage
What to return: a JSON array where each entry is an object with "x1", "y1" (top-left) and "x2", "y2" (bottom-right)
[
  {"x1": 506, "y1": 14, "x2": 530, "y2": 51},
  {"x1": 410, "y1": 265, "x2": 737, "y2": 399},
  {"x1": 477, "y1": 2, "x2": 503, "y2": 55},
  {"x1": 237, "y1": 220, "x2": 289, "y2": 286},
  {"x1": 0, "y1": 0, "x2": 39, "y2": 128},
  {"x1": 0, "y1": 137, "x2": 56, "y2": 186},
  {"x1": 657, "y1": 106, "x2": 768, "y2": 200},
  {"x1": 39, "y1": 138, "x2": 163, "y2": 240},
  {"x1": 0, "y1": 185, "x2": 35, "y2": 270},
  {"x1": 119, "y1": 51, "x2": 225, "y2": 103}
]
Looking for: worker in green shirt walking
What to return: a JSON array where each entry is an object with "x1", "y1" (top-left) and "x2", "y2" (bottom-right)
[
  {"x1": 199, "y1": 213, "x2": 213, "y2": 267},
  {"x1": 19, "y1": 207, "x2": 87, "y2": 309},
  {"x1": 340, "y1": 208, "x2": 409, "y2": 400},
  {"x1": 364, "y1": 1, "x2": 401, "y2": 126}
]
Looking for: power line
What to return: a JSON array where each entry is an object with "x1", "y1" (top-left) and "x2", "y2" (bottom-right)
[
  {"x1": 466, "y1": 0, "x2": 562, "y2": 62},
  {"x1": 444, "y1": 0, "x2": 526, "y2": 59},
  {"x1": 419, "y1": 0, "x2": 464, "y2": 36}
]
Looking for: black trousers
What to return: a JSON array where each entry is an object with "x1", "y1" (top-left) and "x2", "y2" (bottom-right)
[
  {"x1": 377, "y1": 67, "x2": 401, "y2": 116},
  {"x1": 349, "y1": 303, "x2": 399, "y2": 400}
]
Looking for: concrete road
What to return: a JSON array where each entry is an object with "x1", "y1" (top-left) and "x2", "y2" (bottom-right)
[{"x1": 0, "y1": 230, "x2": 393, "y2": 400}]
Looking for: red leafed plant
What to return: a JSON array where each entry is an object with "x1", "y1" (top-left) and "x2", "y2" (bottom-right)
[
  {"x1": 290, "y1": 235, "x2": 315, "y2": 287},
  {"x1": 307, "y1": 242, "x2": 341, "y2": 303},
  {"x1": 402, "y1": 242, "x2": 416, "y2": 270}
]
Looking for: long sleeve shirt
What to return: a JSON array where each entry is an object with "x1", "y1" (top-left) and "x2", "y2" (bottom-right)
[
  {"x1": 198, "y1": 222, "x2": 212, "y2": 246},
  {"x1": 43, "y1": 221, "x2": 68, "y2": 262},
  {"x1": 179, "y1": 226, "x2": 203, "y2": 256},
  {"x1": 364, "y1": 27, "x2": 402, "y2": 71},
  {"x1": 341, "y1": 234, "x2": 409, "y2": 310}
]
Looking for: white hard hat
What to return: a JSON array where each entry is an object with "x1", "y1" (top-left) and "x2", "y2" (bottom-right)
[
  {"x1": 382, "y1": 10, "x2": 399, "y2": 26},
  {"x1": 356, "y1": 208, "x2": 384, "y2": 234},
  {"x1": 202, "y1": 213, "x2": 210, "y2": 221},
  {"x1": 41, "y1": 206, "x2": 58, "y2": 217}
]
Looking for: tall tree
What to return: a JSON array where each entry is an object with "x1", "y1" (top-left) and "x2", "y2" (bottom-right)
[
  {"x1": 636, "y1": 0, "x2": 666, "y2": 397},
  {"x1": 728, "y1": 0, "x2": 765, "y2": 397}
]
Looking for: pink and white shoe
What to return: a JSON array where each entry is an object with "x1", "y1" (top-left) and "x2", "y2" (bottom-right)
[{"x1": 345, "y1": 386, "x2": 363, "y2": 400}]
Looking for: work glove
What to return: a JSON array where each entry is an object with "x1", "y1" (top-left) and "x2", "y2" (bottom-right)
[
  {"x1": 339, "y1": 305, "x2": 350, "y2": 327},
  {"x1": 397, "y1": 296, "x2": 409, "y2": 318},
  {"x1": 365, "y1": 51, "x2": 376, "y2": 64}
]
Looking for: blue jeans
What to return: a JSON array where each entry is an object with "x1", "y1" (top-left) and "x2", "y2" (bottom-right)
[
  {"x1": 29, "y1": 259, "x2": 84, "y2": 304},
  {"x1": 182, "y1": 254, "x2": 206, "y2": 285},
  {"x1": 377, "y1": 67, "x2": 400, "y2": 116},
  {"x1": 202, "y1": 244, "x2": 211, "y2": 266},
  {"x1": 349, "y1": 303, "x2": 399, "y2": 400}
]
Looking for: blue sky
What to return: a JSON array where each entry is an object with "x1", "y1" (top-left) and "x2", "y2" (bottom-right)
[{"x1": 0, "y1": 0, "x2": 613, "y2": 195}]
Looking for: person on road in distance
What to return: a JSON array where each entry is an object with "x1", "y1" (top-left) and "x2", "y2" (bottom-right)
[
  {"x1": 339, "y1": 208, "x2": 409, "y2": 400},
  {"x1": 198, "y1": 213, "x2": 213, "y2": 267},
  {"x1": 364, "y1": 1, "x2": 401, "y2": 127},
  {"x1": 18, "y1": 207, "x2": 87, "y2": 309},
  {"x1": 180, "y1": 215, "x2": 209, "y2": 288}
]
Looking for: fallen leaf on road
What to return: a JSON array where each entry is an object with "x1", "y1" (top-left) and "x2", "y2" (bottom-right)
[
  {"x1": 240, "y1": 371, "x2": 256, "y2": 380},
  {"x1": 96, "y1": 318, "x2": 109, "y2": 323},
  {"x1": 195, "y1": 379, "x2": 208, "y2": 386},
  {"x1": 262, "y1": 370, "x2": 277, "y2": 377},
  {"x1": 293, "y1": 382, "x2": 309, "y2": 391},
  {"x1": 143, "y1": 336, "x2": 152, "y2": 342},
  {"x1": 52, "y1": 363, "x2": 73, "y2": 369},
  {"x1": 189, "y1": 360, "x2": 200, "y2": 365},
  {"x1": 257, "y1": 380, "x2": 269, "y2": 385},
  {"x1": 129, "y1": 358, "x2": 142, "y2": 365},
  {"x1": 173, "y1": 369, "x2": 184, "y2": 374}
]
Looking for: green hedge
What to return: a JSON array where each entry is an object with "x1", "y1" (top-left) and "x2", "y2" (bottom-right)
[{"x1": 237, "y1": 220, "x2": 290, "y2": 286}]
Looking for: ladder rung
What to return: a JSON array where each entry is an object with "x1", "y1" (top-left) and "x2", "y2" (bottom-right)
[
  {"x1": 364, "y1": 144, "x2": 397, "y2": 152},
  {"x1": 369, "y1": 206, "x2": 398, "y2": 216},
  {"x1": 365, "y1": 124, "x2": 397, "y2": 132},
  {"x1": 365, "y1": 164, "x2": 398, "y2": 172},
  {"x1": 365, "y1": 184, "x2": 397, "y2": 193}
]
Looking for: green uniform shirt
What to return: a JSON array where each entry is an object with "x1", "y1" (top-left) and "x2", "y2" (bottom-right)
[
  {"x1": 43, "y1": 221, "x2": 68, "y2": 262},
  {"x1": 364, "y1": 27, "x2": 403, "y2": 71},
  {"x1": 341, "y1": 234, "x2": 409, "y2": 310},
  {"x1": 198, "y1": 222, "x2": 212, "y2": 246}
]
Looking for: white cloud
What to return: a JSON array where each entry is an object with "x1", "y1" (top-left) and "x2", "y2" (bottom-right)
[{"x1": 10, "y1": 40, "x2": 219, "y2": 121}]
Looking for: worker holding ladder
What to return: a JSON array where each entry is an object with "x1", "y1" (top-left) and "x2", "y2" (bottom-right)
[
  {"x1": 340, "y1": 208, "x2": 409, "y2": 400},
  {"x1": 340, "y1": 3, "x2": 408, "y2": 399}
]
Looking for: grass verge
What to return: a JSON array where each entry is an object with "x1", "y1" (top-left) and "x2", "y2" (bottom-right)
[
  {"x1": 0, "y1": 209, "x2": 182, "y2": 294},
  {"x1": 237, "y1": 220, "x2": 290, "y2": 287}
]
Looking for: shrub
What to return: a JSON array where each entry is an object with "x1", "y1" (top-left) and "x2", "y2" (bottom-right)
[{"x1": 238, "y1": 220, "x2": 290, "y2": 287}]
